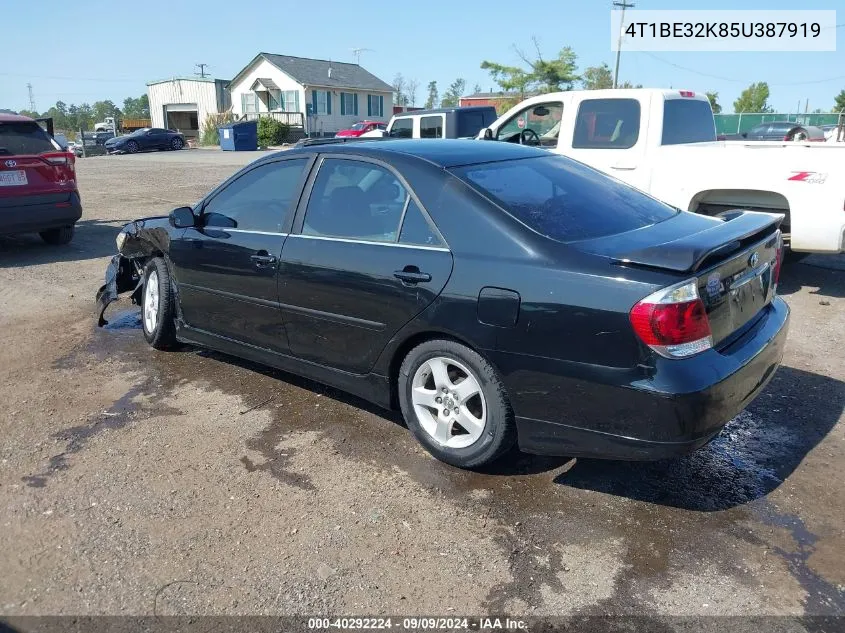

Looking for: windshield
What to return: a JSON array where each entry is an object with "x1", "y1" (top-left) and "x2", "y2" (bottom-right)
[
  {"x1": 661, "y1": 99, "x2": 717, "y2": 145},
  {"x1": 349, "y1": 123, "x2": 366, "y2": 131},
  {"x1": 451, "y1": 155, "x2": 678, "y2": 242}
]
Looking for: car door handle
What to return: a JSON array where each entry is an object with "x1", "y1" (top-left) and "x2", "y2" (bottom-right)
[
  {"x1": 250, "y1": 253, "x2": 277, "y2": 267},
  {"x1": 394, "y1": 267, "x2": 431, "y2": 284}
]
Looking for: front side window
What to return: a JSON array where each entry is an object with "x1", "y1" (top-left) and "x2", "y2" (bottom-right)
[
  {"x1": 302, "y1": 159, "x2": 408, "y2": 242},
  {"x1": 419, "y1": 115, "x2": 444, "y2": 139},
  {"x1": 452, "y1": 155, "x2": 677, "y2": 242},
  {"x1": 389, "y1": 118, "x2": 413, "y2": 138},
  {"x1": 495, "y1": 102, "x2": 563, "y2": 147},
  {"x1": 572, "y1": 98, "x2": 641, "y2": 149},
  {"x1": 202, "y1": 159, "x2": 309, "y2": 233}
]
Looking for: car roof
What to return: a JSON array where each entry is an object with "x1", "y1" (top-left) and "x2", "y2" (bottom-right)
[
  {"x1": 393, "y1": 106, "x2": 496, "y2": 118},
  {"x1": 0, "y1": 113, "x2": 35, "y2": 123},
  {"x1": 282, "y1": 138, "x2": 549, "y2": 168}
]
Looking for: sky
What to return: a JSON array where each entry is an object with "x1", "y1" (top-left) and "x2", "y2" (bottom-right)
[{"x1": 1, "y1": 0, "x2": 843, "y2": 115}]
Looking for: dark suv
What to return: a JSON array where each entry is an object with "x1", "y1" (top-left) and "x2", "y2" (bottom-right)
[{"x1": 0, "y1": 113, "x2": 81, "y2": 244}]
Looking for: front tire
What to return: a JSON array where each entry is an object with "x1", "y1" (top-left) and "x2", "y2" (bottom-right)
[
  {"x1": 39, "y1": 225, "x2": 74, "y2": 245},
  {"x1": 170, "y1": 137, "x2": 184, "y2": 150},
  {"x1": 398, "y1": 339, "x2": 516, "y2": 469},
  {"x1": 126, "y1": 140, "x2": 139, "y2": 154},
  {"x1": 142, "y1": 257, "x2": 178, "y2": 350}
]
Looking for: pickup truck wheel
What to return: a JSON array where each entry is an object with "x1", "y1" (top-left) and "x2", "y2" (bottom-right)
[{"x1": 39, "y1": 225, "x2": 74, "y2": 245}]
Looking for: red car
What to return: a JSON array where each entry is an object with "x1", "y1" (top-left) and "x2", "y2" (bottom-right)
[
  {"x1": 335, "y1": 121, "x2": 386, "y2": 138},
  {"x1": 0, "y1": 113, "x2": 80, "y2": 244}
]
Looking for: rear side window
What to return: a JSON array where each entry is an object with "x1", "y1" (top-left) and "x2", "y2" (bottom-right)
[
  {"x1": 452, "y1": 155, "x2": 678, "y2": 242},
  {"x1": 573, "y1": 99, "x2": 640, "y2": 149},
  {"x1": 457, "y1": 111, "x2": 495, "y2": 138},
  {"x1": 419, "y1": 116, "x2": 443, "y2": 139},
  {"x1": 389, "y1": 118, "x2": 413, "y2": 138},
  {"x1": 0, "y1": 121, "x2": 58, "y2": 156},
  {"x1": 661, "y1": 99, "x2": 717, "y2": 145}
]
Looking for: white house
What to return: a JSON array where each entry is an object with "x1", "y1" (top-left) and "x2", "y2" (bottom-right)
[
  {"x1": 147, "y1": 77, "x2": 231, "y2": 141},
  {"x1": 228, "y1": 53, "x2": 394, "y2": 137}
]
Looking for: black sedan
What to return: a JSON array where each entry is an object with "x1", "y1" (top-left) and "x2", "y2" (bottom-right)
[
  {"x1": 95, "y1": 140, "x2": 789, "y2": 469},
  {"x1": 104, "y1": 127, "x2": 185, "y2": 154}
]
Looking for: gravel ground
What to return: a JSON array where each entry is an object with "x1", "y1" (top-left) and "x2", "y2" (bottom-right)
[{"x1": 0, "y1": 149, "x2": 843, "y2": 620}]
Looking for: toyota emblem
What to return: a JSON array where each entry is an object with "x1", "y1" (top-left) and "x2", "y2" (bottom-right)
[
  {"x1": 749, "y1": 252, "x2": 759, "y2": 267},
  {"x1": 4, "y1": 160, "x2": 16, "y2": 168}
]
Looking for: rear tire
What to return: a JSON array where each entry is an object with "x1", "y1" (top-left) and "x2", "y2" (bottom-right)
[
  {"x1": 171, "y1": 137, "x2": 184, "y2": 150},
  {"x1": 142, "y1": 257, "x2": 178, "y2": 350},
  {"x1": 39, "y1": 225, "x2": 74, "y2": 245},
  {"x1": 398, "y1": 339, "x2": 516, "y2": 469},
  {"x1": 126, "y1": 140, "x2": 139, "y2": 154}
]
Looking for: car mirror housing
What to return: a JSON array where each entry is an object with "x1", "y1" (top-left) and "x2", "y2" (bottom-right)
[{"x1": 169, "y1": 206, "x2": 196, "y2": 228}]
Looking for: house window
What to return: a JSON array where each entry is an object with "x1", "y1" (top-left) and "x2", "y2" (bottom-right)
[
  {"x1": 367, "y1": 94, "x2": 384, "y2": 118},
  {"x1": 269, "y1": 89, "x2": 282, "y2": 111},
  {"x1": 340, "y1": 92, "x2": 358, "y2": 116},
  {"x1": 241, "y1": 92, "x2": 257, "y2": 114},
  {"x1": 312, "y1": 90, "x2": 331, "y2": 115},
  {"x1": 282, "y1": 90, "x2": 300, "y2": 113}
]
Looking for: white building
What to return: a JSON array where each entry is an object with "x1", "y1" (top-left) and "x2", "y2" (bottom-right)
[
  {"x1": 228, "y1": 53, "x2": 393, "y2": 137},
  {"x1": 147, "y1": 77, "x2": 231, "y2": 141}
]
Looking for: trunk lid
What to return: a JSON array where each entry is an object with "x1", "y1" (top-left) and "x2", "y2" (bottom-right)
[
  {"x1": 578, "y1": 210, "x2": 783, "y2": 346},
  {"x1": 0, "y1": 119, "x2": 76, "y2": 199}
]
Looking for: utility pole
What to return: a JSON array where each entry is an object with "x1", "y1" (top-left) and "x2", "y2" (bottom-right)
[
  {"x1": 195, "y1": 63, "x2": 209, "y2": 78},
  {"x1": 26, "y1": 83, "x2": 36, "y2": 113},
  {"x1": 613, "y1": 1, "x2": 635, "y2": 89}
]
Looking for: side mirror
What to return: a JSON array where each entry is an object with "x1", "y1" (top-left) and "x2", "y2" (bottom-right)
[
  {"x1": 741, "y1": 132, "x2": 748, "y2": 138},
  {"x1": 169, "y1": 206, "x2": 196, "y2": 228},
  {"x1": 480, "y1": 128, "x2": 493, "y2": 140}
]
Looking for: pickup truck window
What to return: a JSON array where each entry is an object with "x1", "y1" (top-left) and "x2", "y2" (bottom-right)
[
  {"x1": 572, "y1": 98, "x2": 640, "y2": 149},
  {"x1": 453, "y1": 155, "x2": 677, "y2": 242},
  {"x1": 496, "y1": 102, "x2": 562, "y2": 148},
  {"x1": 389, "y1": 118, "x2": 413, "y2": 138},
  {"x1": 420, "y1": 116, "x2": 443, "y2": 139},
  {"x1": 661, "y1": 99, "x2": 717, "y2": 145}
]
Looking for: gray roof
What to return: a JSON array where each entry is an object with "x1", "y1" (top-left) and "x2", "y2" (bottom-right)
[{"x1": 232, "y1": 53, "x2": 392, "y2": 93}]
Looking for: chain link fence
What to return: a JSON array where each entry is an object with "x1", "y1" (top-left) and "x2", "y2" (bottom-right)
[{"x1": 714, "y1": 112, "x2": 843, "y2": 135}]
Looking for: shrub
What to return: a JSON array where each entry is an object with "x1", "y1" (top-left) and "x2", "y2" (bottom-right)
[
  {"x1": 257, "y1": 117, "x2": 290, "y2": 147},
  {"x1": 200, "y1": 110, "x2": 235, "y2": 146}
]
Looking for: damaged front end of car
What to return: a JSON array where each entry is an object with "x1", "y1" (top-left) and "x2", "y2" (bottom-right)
[{"x1": 95, "y1": 218, "x2": 172, "y2": 326}]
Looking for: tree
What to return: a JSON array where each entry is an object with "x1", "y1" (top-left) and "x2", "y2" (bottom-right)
[
  {"x1": 705, "y1": 91, "x2": 722, "y2": 114},
  {"x1": 472, "y1": 83, "x2": 482, "y2": 95},
  {"x1": 92, "y1": 100, "x2": 121, "y2": 123},
  {"x1": 392, "y1": 73, "x2": 408, "y2": 108},
  {"x1": 734, "y1": 82, "x2": 773, "y2": 113},
  {"x1": 581, "y1": 63, "x2": 613, "y2": 90},
  {"x1": 122, "y1": 94, "x2": 150, "y2": 118},
  {"x1": 406, "y1": 79, "x2": 419, "y2": 107},
  {"x1": 440, "y1": 78, "x2": 466, "y2": 107},
  {"x1": 834, "y1": 89, "x2": 845, "y2": 112},
  {"x1": 618, "y1": 81, "x2": 643, "y2": 89},
  {"x1": 424, "y1": 81, "x2": 439, "y2": 109},
  {"x1": 482, "y1": 37, "x2": 579, "y2": 99}
]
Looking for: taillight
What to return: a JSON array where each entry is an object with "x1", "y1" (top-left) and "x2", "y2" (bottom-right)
[
  {"x1": 40, "y1": 151, "x2": 75, "y2": 179},
  {"x1": 679, "y1": 90, "x2": 695, "y2": 98},
  {"x1": 629, "y1": 280, "x2": 713, "y2": 359}
]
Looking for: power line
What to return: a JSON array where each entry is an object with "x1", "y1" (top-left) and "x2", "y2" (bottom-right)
[
  {"x1": 612, "y1": 1, "x2": 635, "y2": 88},
  {"x1": 0, "y1": 71, "x2": 141, "y2": 83},
  {"x1": 195, "y1": 63, "x2": 209, "y2": 79}
]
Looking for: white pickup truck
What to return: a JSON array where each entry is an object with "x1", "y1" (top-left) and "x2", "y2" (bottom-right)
[{"x1": 478, "y1": 89, "x2": 845, "y2": 255}]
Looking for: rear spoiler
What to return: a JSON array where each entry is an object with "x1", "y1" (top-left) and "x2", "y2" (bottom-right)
[{"x1": 605, "y1": 210, "x2": 783, "y2": 273}]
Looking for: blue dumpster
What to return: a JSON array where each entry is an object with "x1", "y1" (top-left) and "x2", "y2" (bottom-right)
[{"x1": 218, "y1": 120, "x2": 258, "y2": 151}]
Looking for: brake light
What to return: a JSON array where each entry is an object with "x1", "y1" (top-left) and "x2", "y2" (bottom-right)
[
  {"x1": 679, "y1": 90, "x2": 696, "y2": 98},
  {"x1": 629, "y1": 280, "x2": 713, "y2": 358},
  {"x1": 783, "y1": 135, "x2": 791, "y2": 141},
  {"x1": 41, "y1": 151, "x2": 76, "y2": 180}
]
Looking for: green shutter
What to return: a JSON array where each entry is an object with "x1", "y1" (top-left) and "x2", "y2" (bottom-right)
[
  {"x1": 379, "y1": 95, "x2": 384, "y2": 117},
  {"x1": 312, "y1": 90, "x2": 317, "y2": 114},
  {"x1": 366, "y1": 95, "x2": 371, "y2": 117},
  {"x1": 353, "y1": 93, "x2": 358, "y2": 116},
  {"x1": 340, "y1": 93, "x2": 345, "y2": 115},
  {"x1": 326, "y1": 91, "x2": 332, "y2": 115}
]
